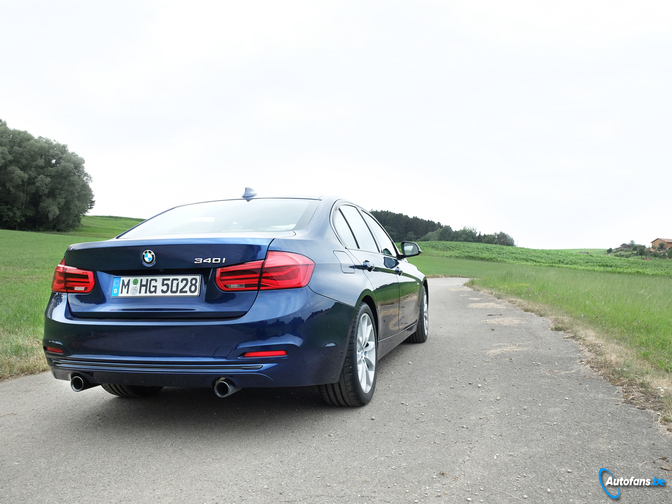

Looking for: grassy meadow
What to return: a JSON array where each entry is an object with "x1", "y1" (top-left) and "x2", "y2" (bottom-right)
[
  {"x1": 409, "y1": 246, "x2": 672, "y2": 372},
  {"x1": 62, "y1": 215, "x2": 144, "y2": 238},
  {"x1": 416, "y1": 241, "x2": 672, "y2": 276},
  {"x1": 0, "y1": 217, "x2": 140, "y2": 378},
  {"x1": 476, "y1": 267, "x2": 672, "y2": 370}
]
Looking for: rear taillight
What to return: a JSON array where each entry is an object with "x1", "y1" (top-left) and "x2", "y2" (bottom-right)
[
  {"x1": 51, "y1": 259, "x2": 95, "y2": 294},
  {"x1": 215, "y1": 260, "x2": 264, "y2": 291},
  {"x1": 215, "y1": 251, "x2": 314, "y2": 291},
  {"x1": 259, "y1": 251, "x2": 314, "y2": 290}
]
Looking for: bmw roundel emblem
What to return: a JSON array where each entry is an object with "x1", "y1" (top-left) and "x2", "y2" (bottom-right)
[{"x1": 142, "y1": 250, "x2": 156, "y2": 266}]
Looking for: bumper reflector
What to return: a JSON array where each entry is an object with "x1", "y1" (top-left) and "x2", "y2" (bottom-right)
[{"x1": 242, "y1": 350, "x2": 287, "y2": 358}]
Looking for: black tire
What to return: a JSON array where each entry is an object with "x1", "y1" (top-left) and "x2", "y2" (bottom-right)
[
  {"x1": 407, "y1": 285, "x2": 428, "y2": 343},
  {"x1": 319, "y1": 303, "x2": 377, "y2": 407},
  {"x1": 101, "y1": 383, "x2": 163, "y2": 398}
]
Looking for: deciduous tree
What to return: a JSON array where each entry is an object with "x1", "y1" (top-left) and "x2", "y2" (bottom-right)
[{"x1": 0, "y1": 120, "x2": 94, "y2": 231}]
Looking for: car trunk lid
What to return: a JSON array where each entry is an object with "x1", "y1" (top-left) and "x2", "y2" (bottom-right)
[{"x1": 63, "y1": 237, "x2": 277, "y2": 319}]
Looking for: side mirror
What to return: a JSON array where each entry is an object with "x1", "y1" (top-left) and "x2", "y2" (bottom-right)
[{"x1": 400, "y1": 241, "x2": 421, "y2": 258}]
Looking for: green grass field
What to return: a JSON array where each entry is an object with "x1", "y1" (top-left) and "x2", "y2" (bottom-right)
[
  {"x1": 409, "y1": 245, "x2": 672, "y2": 373},
  {"x1": 59, "y1": 215, "x2": 144, "y2": 238},
  {"x1": 475, "y1": 265, "x2": 672, "y2": 372},
  {"x1": 417, "y1": 241, "x2": 672, "y2": 276},
  {"x1": 0, "y1": 217, "x2": 138, "y2": 378}
]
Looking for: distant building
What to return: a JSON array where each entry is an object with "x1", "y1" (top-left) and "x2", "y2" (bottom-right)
[{"x1": 651, "y1": 238, "x2": 672, "y2": 250}]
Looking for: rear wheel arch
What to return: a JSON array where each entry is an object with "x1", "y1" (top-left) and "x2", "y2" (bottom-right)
[
  {"x1": 407, "y1": 283, "x2": 428, "y2": 344},
  {"x1": 359, "y1": 294, "x2": 379, "y2": 341},
  {"x1": 318, "y1": 301, "x2": 378, "y2": 407}
]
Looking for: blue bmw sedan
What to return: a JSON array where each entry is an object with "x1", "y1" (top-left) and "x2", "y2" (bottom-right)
[{"x1": 43, "y1": 192, "x2": 428, "y2": 406}]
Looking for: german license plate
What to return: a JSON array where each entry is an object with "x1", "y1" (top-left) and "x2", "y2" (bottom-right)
[{"x1": 111, "y1": 275, "x2": 201, "y2": 297}]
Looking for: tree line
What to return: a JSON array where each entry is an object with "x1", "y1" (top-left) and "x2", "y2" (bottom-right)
[
  {"x1": 608, "y1": 241, "x2": 672, "y2": 259},
  {"x1": 370, "y1": 210, "x2": 515, "y2": 246},
  {"x1": 0, "y1": 120, "x2": 94, "y2": 232}
]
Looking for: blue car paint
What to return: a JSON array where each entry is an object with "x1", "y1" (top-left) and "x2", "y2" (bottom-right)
[{"x1": 43, "y1": 196, "x2": 426, "y2": 392}]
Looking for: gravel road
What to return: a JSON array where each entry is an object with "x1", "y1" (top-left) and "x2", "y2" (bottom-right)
[{"x1": 1, "y1": 277, "x2": 669, "y2": 503}]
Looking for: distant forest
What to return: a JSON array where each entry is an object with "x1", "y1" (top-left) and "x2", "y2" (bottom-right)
[{"x1": 370, "y1": 210, "x2": 515, "y2": 247}]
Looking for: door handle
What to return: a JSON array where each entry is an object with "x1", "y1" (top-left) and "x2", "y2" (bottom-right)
[
  {"x1": 362, "y1": 260, "x2": 374, "y2": 271},
  {"x1": 395, "y1": 267, "x2": 402, "y2": 276}
]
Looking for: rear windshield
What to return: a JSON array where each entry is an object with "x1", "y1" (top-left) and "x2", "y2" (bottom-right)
[{"x1": 118, "y1": 198, "x2": 319, "y2": 239}]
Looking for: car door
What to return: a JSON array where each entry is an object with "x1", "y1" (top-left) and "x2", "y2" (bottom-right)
[
  {"x1": 360, "y1": 212, "x2": 421, "y2": 332},
  {"x1": 333, "y1": 205, "x2": 400, "y2": 340}
]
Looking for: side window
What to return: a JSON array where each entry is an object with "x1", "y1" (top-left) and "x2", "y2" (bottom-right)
[
  {"x1": 363, "y1": 212, "x2": 398, "y2": 257},
  {"x1": 339, "y1": 205, "x2": 378, "y2": 252},
  {"x1": 332, "y1": 209, "x2": 358, "y2": 249}
]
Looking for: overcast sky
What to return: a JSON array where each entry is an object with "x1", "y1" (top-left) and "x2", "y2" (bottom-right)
[{"x1": 2, "y1": 1, "x2": 671, "y2": 249}]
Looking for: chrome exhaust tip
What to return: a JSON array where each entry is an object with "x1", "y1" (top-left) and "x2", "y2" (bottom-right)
[
  {"x1": 70, "y1": 374, "x2": 88, "y2": 392},
  {"x1": 213, "y1": 378, "x2": 241, "y2": 398}
]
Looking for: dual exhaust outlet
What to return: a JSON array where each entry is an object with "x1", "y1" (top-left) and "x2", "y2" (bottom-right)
[{"x1": 69, "y1": 374, "x2": 241, "y2": 398}]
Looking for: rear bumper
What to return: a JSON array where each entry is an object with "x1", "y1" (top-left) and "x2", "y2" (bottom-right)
[{"x1": 43, "y1": 288, "x2": 355, "y2": 389}]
